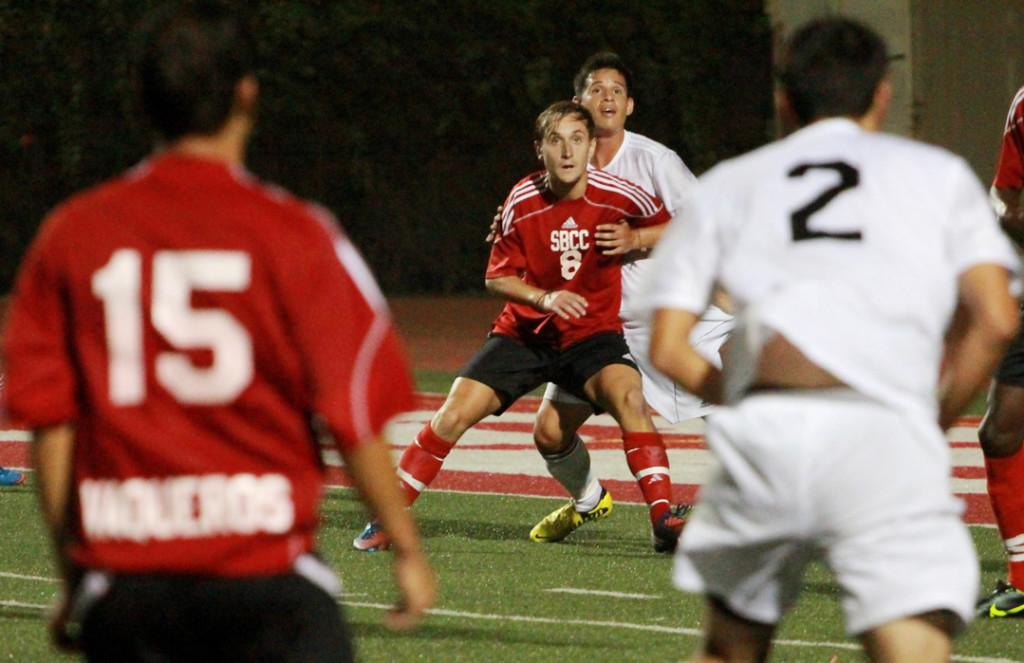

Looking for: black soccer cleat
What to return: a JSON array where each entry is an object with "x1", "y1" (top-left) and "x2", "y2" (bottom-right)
[{"x1": 652, "y1": 503, "x2": 692, "y2": 553}]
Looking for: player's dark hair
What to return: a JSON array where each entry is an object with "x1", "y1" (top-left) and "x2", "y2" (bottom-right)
[
  {"x1": 777, "y1": 17, "x2": 888, "y2": 125},
  {"x1": 534, "y1": 101, "x2": 595, "y2": 142},
  {"x1": 573, "y1": 52, "x2": 634, "y2": 97},
  {"x1": 135, "y1": 2, "x2": 256, "y2": 141}
]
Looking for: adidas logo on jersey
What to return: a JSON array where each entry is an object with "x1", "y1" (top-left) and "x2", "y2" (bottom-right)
[{"x1": 561, "y1": 217, "x2": 578, "y2": 229}]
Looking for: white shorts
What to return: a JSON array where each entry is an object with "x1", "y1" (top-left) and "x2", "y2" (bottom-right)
[
  {"x1": 543, "y1": 308, "x2": 733, "y2": 424},
  {"x1": 673, "y1": 390, "x2": 978, "y2": 635}
]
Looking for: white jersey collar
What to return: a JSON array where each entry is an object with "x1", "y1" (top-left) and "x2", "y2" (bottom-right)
[{"x1": 788, "y1": 117, "x2": 862, "y2": 142}]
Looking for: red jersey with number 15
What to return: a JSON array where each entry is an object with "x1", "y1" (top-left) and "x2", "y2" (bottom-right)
[
  {"x1": 4, "y1": 154, "x2": 414, "y2": 577},
  {"x1": 486, "y1": 170, "x2": 670, "y2": 350}
]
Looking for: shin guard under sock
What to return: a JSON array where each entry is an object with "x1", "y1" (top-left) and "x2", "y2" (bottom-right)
[
  {"x1": 397, "y1": 423, "x2": 455, "y2": 505},
  {"x1": 986, "y1": 448, "x2": 1024, "y2": 587},
  {"x1": 623, "y1": 431, "x2": 672, "y2": 524}
]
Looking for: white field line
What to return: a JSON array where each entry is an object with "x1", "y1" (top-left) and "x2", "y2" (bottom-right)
[
  {"x1": 0, "y1": 572, "x2": 57, "y2": 583},
  {"x1": 544, "y1": 587, "x2": 661, "y2": 600},
  {"x1": 2, "y1": 582, "x2": 1017, "y2": 662},
  {"x1": 342, "y1": 600, "x2": 1019, "y2": 663}
]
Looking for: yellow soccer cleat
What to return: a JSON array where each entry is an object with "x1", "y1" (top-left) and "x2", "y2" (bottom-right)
[
  {"x1": 977, "y1": 580, "x2": 1024, "y2": 619},
  {"x1": 530, "y1": 488, "x2": 613, "y2": 543}
]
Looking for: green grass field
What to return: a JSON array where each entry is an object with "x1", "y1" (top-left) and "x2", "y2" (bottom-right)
[{"x1": 0, "y1": 374, "x2": 1020, "y2": 661}]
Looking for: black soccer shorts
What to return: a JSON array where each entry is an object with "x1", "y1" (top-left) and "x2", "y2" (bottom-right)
[
  {"x1": 458, "y1": 331, "x2": 637, "y2": 414},
  {"x1": 77, "y1": 559, "x2": 353, "y2": 662}
]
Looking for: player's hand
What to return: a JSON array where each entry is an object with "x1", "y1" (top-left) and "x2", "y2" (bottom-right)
[
  {"x1": 538, "y1": 290, "x2": 588, "y2": 319},
  {"x1": 595, "y1": 221, "x2": 636, "y2": 255},
  {"x1": 485, "y1": 205, "x2": 504, "y2": 243},
  {"x1": 48, "y1": 590, "x2": 80, "y2": 652},
  {"x1": 386, "y1": 549, "x2": 437, "y2": 631}
]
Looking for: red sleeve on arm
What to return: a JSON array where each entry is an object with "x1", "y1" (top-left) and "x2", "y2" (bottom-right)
[
  {"x1": 628, "y1": 192, "x2": 673, "y2": 229},
  {"x1": 483, "y1": 232, "x2": 524, "y2": 278},
  {"x1": 4, "y1": 213, "x2": 78, "y2": 427},
  {"x1": 994, "y1": 95, "x2": 1024, "y2": 189},
  {"x1": 485, "y1": 218, "x2": 526, "y2": 279},
  {"x1": 283, "y1": 214, "x2": 414, "y2": 451}
]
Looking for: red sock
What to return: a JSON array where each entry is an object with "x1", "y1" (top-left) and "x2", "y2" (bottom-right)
[
  {"x1": 397, "y1": 424, "x2": 455, "y2": 506},
  {"x1": 986, "y1": 448, "x2": 1024, "y2": 587},
  {"x1": 623, "y1": 431, "x2": 672, "y2": 524}
]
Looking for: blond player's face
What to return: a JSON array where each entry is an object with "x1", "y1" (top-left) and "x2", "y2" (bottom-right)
[
  {"x1": 536, "y1": 116, "x2": 595, "y2": 189},
  {"x1": 575, "y1": 68, "x2": 634, "y2": 136}
]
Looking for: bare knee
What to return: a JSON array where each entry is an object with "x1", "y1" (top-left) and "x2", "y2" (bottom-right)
[
  {"x1": 621, "y1": 385, "x2": 647, "y2": 417},
  {"x1": 533, "y1": 406, "x2": 567, "y2": 455},
  {"x1": 532, "y1": 399, "x2": 591, "y2": 455},
  {"x1": 610, "y1": 384, "x2": 651, "y2": 432},
  {"x1": 979, "y1": 383, "x2": 1024, "y2": 457},
  {"x1": 432, "y1": 397, "x2": 492, "y2": 441},
  {"x1": 979, "y1": 411, "x2": 1024, "y2": 458}
]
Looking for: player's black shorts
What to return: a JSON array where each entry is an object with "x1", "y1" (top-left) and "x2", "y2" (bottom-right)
[
  {"x1": 458, "y1": 331, "x2": 637, "y2": 414},
  {"x1": 995, "y1": 309, "x2": 1024, "y2": 386},
  {"x1": 77, "y1": 555, "x2": 352, "y2": 662}
]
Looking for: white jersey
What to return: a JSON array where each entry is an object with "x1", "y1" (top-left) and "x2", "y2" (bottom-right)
[
  {"x1": 642, "y1": 118, "x2": 1018, "y2": 418},
  {"x1": 595, "y1": 130, "x2": 731, "y2": 422},
  {"x1": 600, "y1": 131, "x2": 726, "y2": 322}
]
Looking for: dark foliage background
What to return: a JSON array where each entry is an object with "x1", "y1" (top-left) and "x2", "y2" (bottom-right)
[{"x1": 0, "y1": 1, "x2": 772, "y2": 294}]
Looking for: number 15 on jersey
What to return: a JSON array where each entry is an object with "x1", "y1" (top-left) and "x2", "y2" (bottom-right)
[{"x1": 91, "y1": 249, "x2": 254, "y2": 406}]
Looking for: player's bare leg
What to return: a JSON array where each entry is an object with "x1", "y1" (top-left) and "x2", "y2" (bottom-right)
[
  {"x1": 585, "y1": 364, "x2": 687, "y2": 550},
  {"x1": 430, "y1": 377, "x2": 503, "y2": 441},
  {"x1": 398, "y1": 377, "x2": 501, "y2": 504},
  {"x1": 355, "y1": 378, "x2": 501, "y2": 552},
  {"x1": 584, "y1": 363, "x2": 655, "y2": 433},
  {"x1": 977, "y1": 382, "x2": 1024, "y2": 616},
  {"x1": 979, "y1": 382, "x2": 1024, "y2": 458},
  {"x1": 529, "y1": 394, "x2": 611, "y2": 543},
  {"x1": 691, "y1": 597, "x2": 775, "y2": 663},
  {"x1": 859, "y1": 611, "x2": 956, "y2": 663},
  {"x1": 533, "y1": 395, "x2": 592, "y2": 455}
]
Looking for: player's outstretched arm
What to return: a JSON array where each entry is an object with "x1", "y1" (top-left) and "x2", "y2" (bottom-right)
[
  {"x1": 595, "y1": 221, "x2": 664, "y2": 255},
  {"x1": 485, "y1": 275, "x2": 588, "y2": 320},
  {"x1": 341, "y1": 434, "x2": 437, "y2": 630},
  {"x1": 939, "y1": 264, "x2": 1019, "y2": 429},
  {"x1": 32, "y1": 423, "x2": 82, "y2": 651},
  {"x1": 650, "y1": 308, "x2": 723, "y2": 404}
]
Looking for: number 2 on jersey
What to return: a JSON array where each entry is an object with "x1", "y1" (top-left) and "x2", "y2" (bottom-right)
[
  {"x1": 788, "y1": 161, "x2": 861, "y2": 241},
  {"x1": 91, "y1": 249, "x2": 254, "y2": 406}
]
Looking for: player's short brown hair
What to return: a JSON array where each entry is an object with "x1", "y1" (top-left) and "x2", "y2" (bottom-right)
[
  {"x1": 534, "y1": 101, "x2": 595, "y2": 143},
  {"x1": 573, "y1": 52, "x2": 634, "y2": 97},
  {"x1": 776, "y1": 17, "x2": 889, "y2": 125},
  {"x1": 135, "y1": 2, "x2": 256, "y2": 141}
]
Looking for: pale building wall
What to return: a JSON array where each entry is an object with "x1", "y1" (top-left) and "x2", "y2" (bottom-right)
[
  {"x1": 764, "y1": 0, "x2": 914, "y2": 137},
  {"x1": 765, "y1": 0, "x2": 1024, "y2": 181}
]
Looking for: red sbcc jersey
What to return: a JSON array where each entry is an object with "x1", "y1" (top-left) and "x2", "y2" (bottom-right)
[
  {"x1": 4, "y1": 154, "x2": 414, "y2": 576},
  {"x1": 487, "y1": 170, "x2": 670, "y2": 349},
  {"x1": 994, "y1": 86, "x2": 1024, "y2": 189}
]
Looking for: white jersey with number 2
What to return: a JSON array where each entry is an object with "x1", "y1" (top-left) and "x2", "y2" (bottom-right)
[{"x1": 641, "y1": 118, "x2": 1018, "y2": 418}]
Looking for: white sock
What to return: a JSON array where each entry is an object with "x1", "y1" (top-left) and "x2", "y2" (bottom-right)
[{"x1": 542, "y1": 435, "x2": 600, "y2": 509}]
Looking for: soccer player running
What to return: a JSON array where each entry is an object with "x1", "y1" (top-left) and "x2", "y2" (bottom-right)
[
  {"x1": 975, "y1": 84, "x2": 1024, "y2": 619},
  {"x1": 526, "y1": 53, "x2": 733, "y2": 549},
  {"x1": 355, "y1": 101, "x2": 683, "y2": 552},
  {"x1": 643, "y1": 18, "x2": 1018, "y2": 662},
  {"x1": 4, "y1": 5, "x2": 434, "y2": 660}
]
